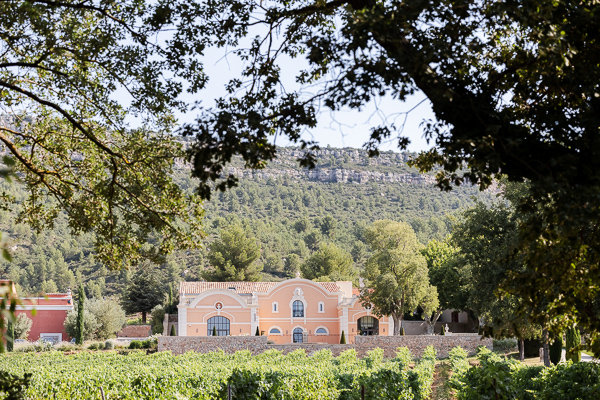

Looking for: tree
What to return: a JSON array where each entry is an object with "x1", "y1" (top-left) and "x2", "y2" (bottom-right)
[
  {"x1": 75, "y1": 284, "x2": 85, "y2": 345},
  {"x1": 204, "y1": 224, "x2": 262, "y2": 282},
  {"x1": 301, "y1": 243, "x2": 355, "y2": 282},
  {"x1": 170, "y1": 325, "x2": 176, "y2": 336},
  {"x1": 451, "y1": 197, "x2": 541, "y2": 361},
  {"x1": 566, "y1": 325, "x2": 582, "y2": 363},
  {"x1": 6, "y1": 319, "x2": 14, "y2": 352},
  {"x1": 340, "y1": 330, "x2": 346, "y2": 344},
  {"x1": 150, "y1": 305, "x2": 166, "y2": 335},
  {"x1": 421, "y1": 240, "x2": 467, "y2": 334},
  {"x1": 361, "y1": 220, "x2": 437, "y2": 335},
  {"x1": 212, "y1": 326, "x2": 217, "y2": 336},
  {"x1": 549, "y1": 335, "x2": 563, "y2": 365},
  {"x1": 13, "y1": 315, "x2": 32, "y2": 340},
  {"x1": 86, "y1": 298, "x2": 127, "y2": 340},
  {"x1": 65, "y1": 308, "x2": 99, "y2": 342},
  {"x1": 0, "y1": 0, "x2": 206, "y2": 269},
  {"x1": 121, "y1": 266, "x2": 165, "y2": 323}
]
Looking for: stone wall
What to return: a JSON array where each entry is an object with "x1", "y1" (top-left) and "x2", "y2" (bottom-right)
[
  {"x1": 158, "y1": 334, "x2": 491, "y2": 358},
  {"x1": 117, "y1": 324, "x2": 152, "y2": 338},
  {"x1": 354, "y1": 334, "x2": 492, "y2": 358},
  {"x1": 159, "y1": 336, "x2": 268, "y2": 355}
]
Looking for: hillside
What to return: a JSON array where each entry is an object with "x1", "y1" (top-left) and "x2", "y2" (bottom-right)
[{"x1": 0, "y1": 146, "x2": 494, "y2": 298}]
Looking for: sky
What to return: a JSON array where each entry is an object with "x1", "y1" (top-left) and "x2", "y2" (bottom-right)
[{"x1": 174, "y1": 44, "x2": 437, "y2": 154}]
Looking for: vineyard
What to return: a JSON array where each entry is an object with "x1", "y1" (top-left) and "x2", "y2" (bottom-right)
[
  {"x1": 449, "y1": 347, "x2": 600, "y2": 399},
  {"x1": 0, "y1": 347, "x2": 436, "y2": 399}
]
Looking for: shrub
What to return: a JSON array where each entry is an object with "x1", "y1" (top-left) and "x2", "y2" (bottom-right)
[
  {"x1": 14, "y1": 340, "x2": 53, "y2": 353},
  {"x1": 141, "y1": 340, "x2": 151, "y2": 349},
  {"x1": 129, "y1": 340, "x2": 142, "y2": 349},
  {"x1": 549, "y1": 336, "x2": 562, "y2": 365},
  {"x1": 150, "y1": 305, "x2": 165, "y2": 335},
  {"x1": 104, "y1": 339, "x2": 115, "y2": 350},
  {"x1": 170, "y1": 324, "x2": 176, "y2": 336},
  {"x1": 87, "y1": 342, "x2": 104, "y2": 351},
  {"x1": 54, "y1": 342, "x2": 77, "y2": 352},
  {"x1": 340, "y1": 330, "x2": 346, "y2": 344},
  {"x1": 400, "y1": 326, "x2": 405, "y2": 336},
  {"x1": 493, "y1": 338, "x2": 518, "y2": 352},
  {"x1": 440, "y1": 325, "x2": 445, "y2": 335},
  {"x1": 394, "y1": 347, "x2": 413, "y2": 368}
]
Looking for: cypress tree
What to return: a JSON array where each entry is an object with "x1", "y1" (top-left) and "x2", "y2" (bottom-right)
[
  {"x1": 340, "y1": 330, "x2": 346, "y2": 344},
  {"x1": 566, "y1": 325, "x2": 581, "y2": 363},
  {"x1": 255, "y1": 326, "x2": 260, "y2": 336},
  {"x1": 169, "y1": 324, "x2": 176, "y2": 336},
  {"x1": 212, "y1": 326, "x2": 217, "y2": 336},
  {"x1": 6, "y1": 319, "x2": 14, "y2": 352},
  {"x1": 549, "y1": 335, "x2": 563, "y2": 365},
  {"x1": 440, "y1": 325, "x2": 445, "y2": 335},
  {"x1": 75, "y1": 284, "x2": 85, "y2": 345},
  {"x1": 400, "y1": 326, "x2": 405, "y2": 336}
]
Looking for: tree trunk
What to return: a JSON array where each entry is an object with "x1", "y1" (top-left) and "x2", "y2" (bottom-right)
[
  {"x1": 425, "y1": 311, "x2": 442, "y2": 335},
  {"x1": 542, "y1": 328, "x2": 550, "y2": 367},
  {"x1": 392, "y1": 313, "x2": 401, "y2": 335},
  {"x1": 142, "y1": 311, "x2": 147, "y2": 324},
  {"x1": 519, "y1": 338, "x2": 525, "y2": 361}
]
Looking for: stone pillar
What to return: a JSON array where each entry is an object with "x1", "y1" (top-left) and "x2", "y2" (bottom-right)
[{"x1": 177, "y1": 303, "x2": 187, "y2": 337}]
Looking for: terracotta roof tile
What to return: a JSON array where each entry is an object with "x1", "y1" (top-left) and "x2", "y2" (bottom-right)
[{"x1": 179, "y1": 281, "x2": 343, "y2": 295}]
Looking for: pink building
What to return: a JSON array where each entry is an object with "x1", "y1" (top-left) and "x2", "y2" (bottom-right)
[{"x1": 178, "y1": 278, "x2": 392, "y2": 344}]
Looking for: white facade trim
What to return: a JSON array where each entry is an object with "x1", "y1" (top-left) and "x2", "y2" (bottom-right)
[{"x1": 16, "y1": 305, "x2": 73, "y2": 311}]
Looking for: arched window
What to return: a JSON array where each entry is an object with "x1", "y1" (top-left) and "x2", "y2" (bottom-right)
[
  {"x1": 315, "y1": 327, "x2": 328, "y2": 335},
  {"x1": 293, "y1": 327, "x2": 304, "y2": 343},
  {"x1": 357, "y1": 316, "x2": 379, "y2": 336},
  {"x1": 207, "y1": 316, "x2": 230, "y2": 336},
  {"x1": 269, "y1": 327, "x2": 281, "y2": 334},
  {"x1": 292, "y1": 300, "x2": 304, "y2": 317}
]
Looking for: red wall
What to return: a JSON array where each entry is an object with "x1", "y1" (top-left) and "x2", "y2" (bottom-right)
[{"x1": 15, "y1": 309, "x2": 70, "y2": 342}]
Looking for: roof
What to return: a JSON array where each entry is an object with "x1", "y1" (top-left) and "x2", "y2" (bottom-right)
[{"x1": 180, "y1": 280, "x2": 342, "y2": 295}]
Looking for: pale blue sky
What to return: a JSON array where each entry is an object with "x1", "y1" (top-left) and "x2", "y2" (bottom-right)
[{"x1": 174, "y1": 45, "x2": 437, "y2": 153}]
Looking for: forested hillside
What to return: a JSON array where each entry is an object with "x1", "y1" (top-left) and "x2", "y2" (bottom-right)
[{"x1": 0, "y1": 147, "x2": 493, "y2": 298}]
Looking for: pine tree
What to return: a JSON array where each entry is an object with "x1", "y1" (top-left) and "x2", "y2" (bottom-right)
[
  {"x1": 169, "y1": 324, "x2": 176, "y2": 336},
  {"x1": 6, "y1": 319, "x2": 14, "y2": 352},
  {"x1": 212, "y1": 326, "x2": 217, "y2": 336},
  {"x1": 255, "y1": 326, "x2": 260, "y2": 336},
  {"x1": 566, "y1": 325, "x2": 581, "y2": 363},
  {"x1": 75, "y1": 284, "x2": 85, "y2": 345},
  {"x1": 340, "y1": 330, "x2": 346, "y2": 344},
  {"x1": 549, "y1": 335, "x2": 563, "y2": 365}
]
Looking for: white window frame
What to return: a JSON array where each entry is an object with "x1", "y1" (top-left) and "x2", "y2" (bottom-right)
[
  {"x1": 40, "y1": 333, "x2": 62, "y2": 344},
  {"x1": 314, "y1": 326, "x2": 329, "y2": 335},
  {"x1": 272, "y1": 301, "x2": 279, "y2": 313},
  {"x1": 268, "y1": 325, "x2": 283, "y2": 335},
  {"x1": 318, "y1": 301, "x2": 325, "y2": 313}
]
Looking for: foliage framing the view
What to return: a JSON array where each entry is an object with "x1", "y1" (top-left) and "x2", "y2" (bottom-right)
[{"x1": 0, "y1": 0, "x2": 206, "y2": 268}]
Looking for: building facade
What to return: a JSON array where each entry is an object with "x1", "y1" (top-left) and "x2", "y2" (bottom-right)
[
  {"x1": 178, "y1": 278, "x2": 392, "y2": 344},
  {"x1": 16, "y1": 292, "x2": 74, "y2": 343}
]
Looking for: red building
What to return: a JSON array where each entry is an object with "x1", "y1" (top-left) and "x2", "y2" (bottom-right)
[
  {"x1": 1, "y1": 280, "x2": 73, "y2": 343},
  {"x1": 16, "y1": 292, "x2": 74, "y2": 343}
]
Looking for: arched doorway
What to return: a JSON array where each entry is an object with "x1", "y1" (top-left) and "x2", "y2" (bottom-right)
[
  {"x1": 293, "y1": 327, "x2": 304, "y2": 343},
  {"x1": 207, "y1": 316, "x2": 230, "y2": 336},
  {"x1": 357, "y1": 316, "x2": 379, "y2": 336}
]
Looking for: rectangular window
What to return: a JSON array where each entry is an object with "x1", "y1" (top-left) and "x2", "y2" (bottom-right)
[{"x1": 273, "y1": 302, "x2": 278, "y2": 313}]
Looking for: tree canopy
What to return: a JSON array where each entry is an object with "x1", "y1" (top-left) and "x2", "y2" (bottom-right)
[
  {"x1": 361, "y1": 220, "x2": 437, "y2": 335},
  {"x1": 0, "y1": 0, "x2": 206, "y2": 268},
  {"x1": 120, "y1": 266, "x2": 165, "y2": 323},
  {"x1": 204, "y1": 224, "x2": 262, "y2": 282},
  {"x1": 301, "y1": 242, "x2": 355, "y2": 282}
]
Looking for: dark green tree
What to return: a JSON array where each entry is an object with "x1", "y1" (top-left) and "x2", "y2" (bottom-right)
[
  {"x1": 204, "y1": 224, "x2": 262, "y2": 282},
  {"x1": 566, "y1": 325, "x2": 582, "y2": 363},
  {"x1": 75, "y1": 284, "x2": 85, "y2": 345},
  {"x1": 121, "y1": 267, "x2": 165, "y2": 324},
  {"x1": 340, "y1": 330, "x2": 346, "y2": 344},
  {"x1": 301, "y1": 243, "x2": 355, "y2": 282},
  {"x1": 549, "y1": 336, "x2": 563, "y2": 365},
  {"x1": 6, "y1": 319, "x2": 14, "y2": 352},
  {"x1": 170, "y1": 325, "x2": 176, "y2": 336},
  {"x1": 255, "y1": 327, "x2": 260, "y2": 336},
  {"x1": 212, "y1": 326, "x2": 217, "y2": 336}
]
